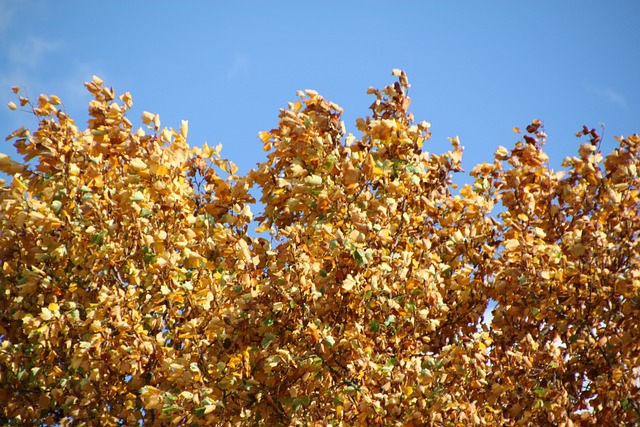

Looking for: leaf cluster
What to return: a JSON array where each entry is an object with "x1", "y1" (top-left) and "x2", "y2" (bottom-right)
[{"x1": 1, "y1": 72, "x2": 639, "y2": 426}]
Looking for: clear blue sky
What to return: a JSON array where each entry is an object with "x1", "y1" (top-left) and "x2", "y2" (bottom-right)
[{"x1": 1, "y1": 1, "x2": 639, "y2": 181}]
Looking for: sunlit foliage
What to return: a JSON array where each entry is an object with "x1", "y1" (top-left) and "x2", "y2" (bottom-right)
[{"x1": 1, "y1": 72, "x2": 639, "y2": 426}]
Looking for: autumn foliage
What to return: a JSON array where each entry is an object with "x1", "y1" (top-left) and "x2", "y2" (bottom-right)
[{"x1": 1, "y1": 71, "x2": 639, "y2": 426}]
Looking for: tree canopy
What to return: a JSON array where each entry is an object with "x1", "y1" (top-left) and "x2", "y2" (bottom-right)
[{"x1": 1, "y1": 71, "x2": 639, "y2": 426}]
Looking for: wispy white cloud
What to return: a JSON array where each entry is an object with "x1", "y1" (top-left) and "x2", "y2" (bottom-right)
[
  {"x1": 0, "y1": 0, "x2": 48, "y2": 38},
  {"x1": 8, "y1": 36, "x2": 61, "y2": 69},
  {"x1": 1, "y1": 35, "x2": 102, "y2": 132},
  {"x1": 0, "y1": 0, "x2": 18, "y2": 36},
  {"x1": 0, "y1": 0, "x2": 105, "y2": 128},
  {"x1": 1, "y1": 31, "x2": 64, "y2": 130},
  {"x1": 582, "y1": 80, "x2": 627, "y2": 108},
  {"x1": 227, "y1": 52, "x2": 250, "y2": 79}
]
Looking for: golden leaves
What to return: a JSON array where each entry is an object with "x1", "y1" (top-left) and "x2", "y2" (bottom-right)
[{"x1": 1, "y1": 71, "x2": 639, "y2": 426}]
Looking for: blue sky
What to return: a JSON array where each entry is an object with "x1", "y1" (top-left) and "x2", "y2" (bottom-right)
[{"x1": 1, "y1": 1, "x2": 639, "y2": 182}]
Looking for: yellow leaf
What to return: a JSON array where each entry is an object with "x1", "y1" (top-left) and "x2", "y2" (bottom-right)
[
  {"x1": 229, "y1": 161, "x2": 238, "y2": 174},
  {"x1": 290, "y1": 163, "x2": 307, "y2": 177},
  {"x1": 258, "y1": 131, "x2": 271, "y2": 143},
  {"x1": 124, "y1": 399, "x2": 136, "y2": 410},
  {"x1": 342, "y1": 274, "x2": 356, "y2": 291},
  {"x1": 363, "y1": 154, "x2": 375, "y2": 178},
  {"x1": 120, "y1": 92, "x2": 133, "y2": 108},
  {"x1": 7, "y1": 101, "x2": 17, "y2": 111},
  {"x1": 451, "y1": 229, "x2": 464, "y2": 243},
  {"x1": 512, "y1": 127, "x2": 521, "y2": 134},
  {"x1": 155, "y1": 164, "x2": 169, "y2": 176},
  {"x1": 533, "y1": 227, "x2": 546, "y2": 238},
  {"x1": 12, "y1": 176, "x2": 28, "y2": 192},
  {"x1": 504, "y1": 239, "x2": 519, "y2": 251},
  {"x1": 180, "y1": 391, "x2": 194, "y2": 400},
  {"x1": 494, "y1": 146, "x2": 509, "y2": 160},
  {"x1": 345, "y1": 133, "x2": 356, "y2": 146},
  {"x1": 180, "y1": 120, "x2": 188, "y2": 138},
  {"x1": 141, "y1": 111, "x2": 154, "y2": 125},
  {"x1": 129, "y1": 158, "x2": 148, "y2": 172},
  {"x1": 0, "y1": 154, "x2": 24, "y2": 174},
  {"x1": 227, "y1": 355, "x2": 242, "y2": 370},
  {"x1": 68, "y1": 163, "x2": 80, "y2": 176},
  {"x1": 255, "y1": 223, "x2": 269, "y2": 234},
  {"x1": 41, "y1": 307, "x2": 52, "y2": 321}
]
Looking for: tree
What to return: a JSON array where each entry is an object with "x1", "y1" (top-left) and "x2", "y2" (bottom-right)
[{"x1": 1, "y1": 71, "x2": 638, "y2": 426}]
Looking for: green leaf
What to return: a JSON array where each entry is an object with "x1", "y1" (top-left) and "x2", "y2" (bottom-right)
[
  {"x1": 345, "y1": 385, "x2": 359, "y2": 394},
  {"x1": 144, "y1": 252, "x2": 156, "y2": 264},
  {"x1": 533, "y1": 387, "x2": 546, "y2": 397},
  {"x1": 353, "y1": 249, "x2": 367, "y2": 267},
  {"x1": 91, "y1": 233, "x2": 104, "y2": 245},
  {"x1": 384, "y1": 314, "x2": 396, "y2": 327},
  {"x1": 369, "y1": 319, "x2": 380, "y2": 333},
  {"x1": 405, "y1": 164, "x2": 419, "y2": 173},
  {"x1": 262, "y1": 333, "x2": 276, "y2": 349},
  {"x1": 325, "y1": 336, "x2": 335, "y2": 347},
  {"x1": 131, "y1": 191, "x2": 145, "y2": 202},
  {"x1": 292, "y1": 397, "x2": 309, "y2": 410},
  {"x1": 50, "y1": 200, "x2": 62, "y2": 214}
]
